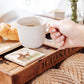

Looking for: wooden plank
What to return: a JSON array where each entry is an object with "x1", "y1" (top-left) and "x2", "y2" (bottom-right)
[
  {"x1": 0, "y1": 40, "x2": 21, "y2": 55},
  {"x1": 0, "y1": 71, "x2": 12, "y2": 84},
  {"x1": 0, "y1": 60, "x2": 18, "y2": 72}
]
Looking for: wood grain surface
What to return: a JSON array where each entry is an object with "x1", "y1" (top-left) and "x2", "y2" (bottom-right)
[
  {"x1": 0, "y1": 40, "x2": 21, "y2": 55},
  {"x1": 0, "y1": 45, "x2": 82, "y2": 84}
]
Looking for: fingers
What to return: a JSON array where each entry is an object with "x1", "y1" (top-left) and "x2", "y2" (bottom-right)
[
  {"x1": 55, "y1": 35, "x2": 65, "y2": 43},
  {"x1": 49, "y1": 27, "x2": 61, "y2": 39},
  {"x1": 56, "y1": 41, "x2": 65, "y2": 49},
  {"x1": 51, "y1": 33, "x2": 65, "y2": 49},
  {"x1": 49, "y1": 27, "x2": 57, "y2": 34},
  {"x1": 49, "y1": 26, "x2": 66, "y2": 49},
  {"x1": 55, "y1": 35, "x2": 65, "y2": 48},
  {"x1": 49, "y1": 27, "x2": 66, "y2": 49},
  {"x1": 51, "y1": 32, "x2": 61, "y2": 39}
]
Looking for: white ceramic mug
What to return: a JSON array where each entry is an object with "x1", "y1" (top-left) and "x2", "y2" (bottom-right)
[{"x1": 17, "y1": 16, "x2": 46, "y2": 48}]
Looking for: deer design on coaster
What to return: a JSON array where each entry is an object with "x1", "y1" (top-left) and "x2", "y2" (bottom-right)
[{"x1": 5, "y1": 48, "x2": 45, "y2": 66}]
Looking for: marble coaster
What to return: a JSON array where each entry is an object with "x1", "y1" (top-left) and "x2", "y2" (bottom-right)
[{"x1": 5, "y1": 48, "x2": 45, "y2": 66}]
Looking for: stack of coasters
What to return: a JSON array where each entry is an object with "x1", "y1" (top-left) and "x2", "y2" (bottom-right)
[{"x1": 5, "y1": 48, "x2": 45, "y2": 66}]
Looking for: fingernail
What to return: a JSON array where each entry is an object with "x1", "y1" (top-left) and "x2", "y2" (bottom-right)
[
  {"x1": 56, "y1": 32, "x2": 60, "y2": 37},
  {"x1": 52, "y1": 28, "x2": 56, "y2": 33},
  {"x1": 60, "y1": 36, "x2": 64, "y2": 40}
]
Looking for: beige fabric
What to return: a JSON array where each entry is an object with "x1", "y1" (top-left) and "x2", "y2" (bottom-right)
[
  {"x1": 59, "y1": 53, "x2": 84, "y2": 84},
  {"x1": 31, "y1": 69, "x2": 77, "y2": 84}
]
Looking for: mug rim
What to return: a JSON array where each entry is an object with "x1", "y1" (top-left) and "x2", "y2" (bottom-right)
[{"x1": 17, "y1": 16, "x2": 46, "y2": 28}]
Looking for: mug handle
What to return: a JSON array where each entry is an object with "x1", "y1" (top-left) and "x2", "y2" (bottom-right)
[{"x1": 44, "y1": 27, "x2": 58, "y2": 49}]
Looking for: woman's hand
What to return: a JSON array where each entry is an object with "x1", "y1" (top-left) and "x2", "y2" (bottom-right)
[{"x1": 49, "y1": 19, "x2": 84, "y2": 49}]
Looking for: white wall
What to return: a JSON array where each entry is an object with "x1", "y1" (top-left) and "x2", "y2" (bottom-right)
[
  {"x1": 26, "y1": 0, "x2": 61, "y2": 13},
  {"x1": 0, "y1": 0, "x2": 83, "y2": 16},
  {"x1": 0, "y1": 0, "x2": 62, "y2": 15}
]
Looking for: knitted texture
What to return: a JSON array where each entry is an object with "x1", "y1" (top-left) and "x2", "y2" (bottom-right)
[
  {"x1": 31, "y1": 69, "x2": 77, "y2": 84},
  {"x1": 59, "y1": 53, "x2": 84, "y2": 84}
]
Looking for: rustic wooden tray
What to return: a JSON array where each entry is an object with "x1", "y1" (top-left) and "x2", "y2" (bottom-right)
[{"x1": 0, "y1": 45, "x2": 82, "y2": 84}]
